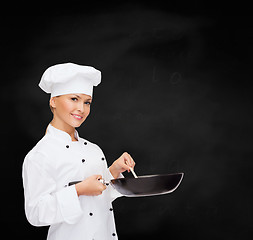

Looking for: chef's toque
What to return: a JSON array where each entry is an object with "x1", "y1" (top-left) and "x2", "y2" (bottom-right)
[{"x1": 39, "y1": 63, "x2": 101, "y2": 97}]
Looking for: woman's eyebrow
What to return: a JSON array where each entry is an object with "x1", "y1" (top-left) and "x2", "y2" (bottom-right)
[
  {"x1": 73, "y1": 94, "x2": 92, "y2": 101},
  {"x1": 73, "y1": 94, "x2": 81, "y2": 99}
]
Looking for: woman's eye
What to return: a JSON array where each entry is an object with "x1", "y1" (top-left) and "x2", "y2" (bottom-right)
[
  {"x1": 71, "y1": 98, "x2": 78, "y2": 101},
  {"x1": 85, "y1": 101, "x2": 91, "y2": 105}
]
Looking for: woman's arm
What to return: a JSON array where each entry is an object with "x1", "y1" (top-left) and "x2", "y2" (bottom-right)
[{"x1": 22, "y1": 152, "x2": 83, "y2": 226}]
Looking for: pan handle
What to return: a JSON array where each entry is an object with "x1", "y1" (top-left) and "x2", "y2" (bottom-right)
[
  {"x1": 68, "y1": 181, "x2": 81, "y2": 186},
  {"x1": 68, "y1": 178, "x2": 106, "y2": 186}
]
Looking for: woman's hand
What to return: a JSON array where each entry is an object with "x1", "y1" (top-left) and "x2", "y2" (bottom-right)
[
  {"x1": 75, "y1": 175, "x2": 106, "y2": 196},
  {"x1": 109, "y1": 152, "x2": 136, "y2": 179}
]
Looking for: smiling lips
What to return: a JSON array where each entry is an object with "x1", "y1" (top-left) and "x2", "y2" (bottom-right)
[{"x1": 71, "y1": 113, "x2": 83, "y2": 120}]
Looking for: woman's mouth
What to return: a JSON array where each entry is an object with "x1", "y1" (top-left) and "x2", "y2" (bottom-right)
[{"x1": 71, "y1": 114, "x2": 83, "y2": 120}]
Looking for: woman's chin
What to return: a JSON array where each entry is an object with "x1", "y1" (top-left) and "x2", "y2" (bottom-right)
[{"x1": 69, "y1": 120, "x2": 85, "y2": 128}]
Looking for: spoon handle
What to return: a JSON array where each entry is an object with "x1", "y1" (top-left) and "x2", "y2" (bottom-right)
[{"x1": 129, "y1": 167, "x2": 138, "y2": 178}]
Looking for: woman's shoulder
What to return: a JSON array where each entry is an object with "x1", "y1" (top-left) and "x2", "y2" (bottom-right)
[{"x1": 24, "y1": 134, "x2": 55, "y2": 160}]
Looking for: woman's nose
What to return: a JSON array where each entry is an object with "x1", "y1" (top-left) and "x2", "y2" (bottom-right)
[{"x1": 77, "y1": 103, "x2": 84, "y2": 113}]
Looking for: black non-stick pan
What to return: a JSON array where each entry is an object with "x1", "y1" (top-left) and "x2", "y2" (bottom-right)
[
  {"x1": 111, "y1": 173, "x2": 183, "y2": 197},
  {"x1": 69, "y1": 172, "x2": 184, "y2": 197}
]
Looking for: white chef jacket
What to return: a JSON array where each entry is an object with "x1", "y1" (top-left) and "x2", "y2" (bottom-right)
[{"x1": 22, "y1": 124, "x2": 122, "y2": 240}]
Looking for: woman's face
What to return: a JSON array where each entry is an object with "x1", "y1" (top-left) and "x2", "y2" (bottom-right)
[{"x1": 50, "y1": 93, "x2": 92, "y2": 128}]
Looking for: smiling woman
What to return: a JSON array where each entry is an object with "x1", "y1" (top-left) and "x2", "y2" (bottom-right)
[
  {"x1": 50, "y1": 94, "x2": 92, "y2": 140},
  {"x1": 22, "y1": 63, "x2": 136, "y2": 240}
]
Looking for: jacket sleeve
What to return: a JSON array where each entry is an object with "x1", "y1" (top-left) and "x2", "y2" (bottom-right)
[
  {"x1": 22, "y1": 151, "x2": 83, "y2": 226},
  {"x1": 104, "y1": 168, "x2": 124, "y2": 201}
]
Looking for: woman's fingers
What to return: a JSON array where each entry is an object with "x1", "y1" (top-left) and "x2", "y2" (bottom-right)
[
  {"x1": 123, "y1": 152, "x2": 135, "y2": 171},
  {"x1": 95, "y1": 175, "x2": 103, "y2": 180},
  {"x1": 109, "y1": 152, "x2": 137, "y2": 178},
  {"x1": 129, "y1": 154, "x2": 135, "y2": 168}
]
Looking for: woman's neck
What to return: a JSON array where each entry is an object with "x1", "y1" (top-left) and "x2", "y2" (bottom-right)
[{"x1": 50, "y1": 118, "x2": 77, "y2": 141}]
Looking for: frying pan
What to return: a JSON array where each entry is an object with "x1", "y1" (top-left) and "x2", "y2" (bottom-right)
[{"x1": 69, "y1": 172, "x2": 184, "y2": 197}]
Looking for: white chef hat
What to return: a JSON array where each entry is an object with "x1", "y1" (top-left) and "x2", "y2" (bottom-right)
[{"x1": 39, "y1": 63, "x2": 101, "y2": 98}]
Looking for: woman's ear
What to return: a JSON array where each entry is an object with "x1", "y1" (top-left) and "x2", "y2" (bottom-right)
[
  {"x1": 49, "y1": 97, "x2": 57, "y2": 113},
  {"x1": 50, "y1": 97, "x2": 56, "y2": 108}
]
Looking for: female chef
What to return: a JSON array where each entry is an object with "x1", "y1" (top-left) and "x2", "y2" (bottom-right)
[{"x1": 22, "y1": 63, "x2": 135, "y2": 240}]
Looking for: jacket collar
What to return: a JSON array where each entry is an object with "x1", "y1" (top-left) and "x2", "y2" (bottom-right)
[{"x1": 47, "y1": 124, "x2": 79, "y2": 142}]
